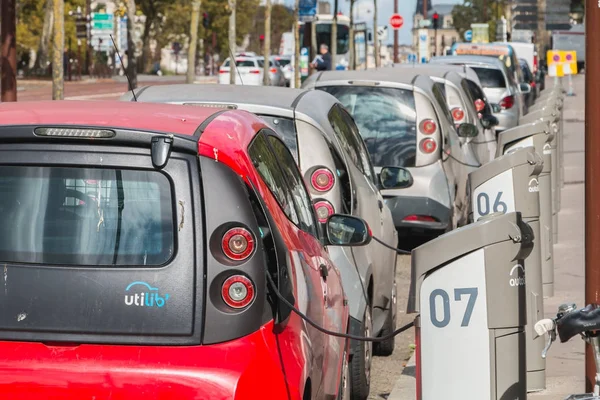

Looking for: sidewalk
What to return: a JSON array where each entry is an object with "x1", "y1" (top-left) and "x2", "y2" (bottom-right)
[{"x1": 388, "y1": 74, "x2": 586, "y2": 400}]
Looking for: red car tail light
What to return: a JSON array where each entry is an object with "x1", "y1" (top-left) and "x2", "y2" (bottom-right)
[
  {"x1": 311, "y1": 168, "x2": 335, "y2": 192},
  {"x1": 269, "y1": 67, "x2": 277, "y2": 74},
  {"x1": 451, "y1": 107, "x2": 465, "y2": 122},
  {"x1": 314, "y1": 200, "x2": 334, "y2": 223},
  {"x1": 222, "y1": 227, "x2": 255, "y2": 261},
  {"x1": 219, "y1": 69, "x2": 227, "y2": 74},
  {"x1": 250, "y1": 69, "x2": 261, "y2": 74},
  {"x1": 533, "y1": 55, "x2": 539, "y2": 73},
  {"x1": 500, "y1": 95, "x2": 515, "y2": 110},
  {"x1": 403, "y1": 215, "x2": 438, "y2": 222},
  {"x1": 222, "y1": 275, "x2": 255, "y2": 309},
  {"x1": 419, "y1": 119, "x2": 437, "y2": 135},
  {"x1": 419, "y1": 138, "x2": 437, "y2": 154},
  {"x1": 530, "y1": 81, "x2": 536, "y2": 88},
  {"x1": 474, "y1": 99, "x2": 485, "y2": 112}
]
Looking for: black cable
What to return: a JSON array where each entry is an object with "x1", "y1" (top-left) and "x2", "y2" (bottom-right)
[
  {"x1": 372, "y1": 236, "x2": 411, "y2": 255},
  {"x1": 442, "y1": 152, "x2": 481, "y2": 168},
  {"x1": 266, "y1": 272, "x2": 414, "y2": 342}
]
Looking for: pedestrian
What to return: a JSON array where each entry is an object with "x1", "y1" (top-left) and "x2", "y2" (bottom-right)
[{"x1": 310, "y1": 44, "x2": 332, "y2": 71}]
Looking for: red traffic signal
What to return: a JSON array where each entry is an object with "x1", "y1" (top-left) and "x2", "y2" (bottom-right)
[
  {"x1": 432, "y1": 12, "x2": 439, "y2": 20},
  {"x1": 260, "y1": 34, "x2": 265, "y2": 41},
  {"x1": 432, "y1": 12, "x2": 440, "y2": 29}
]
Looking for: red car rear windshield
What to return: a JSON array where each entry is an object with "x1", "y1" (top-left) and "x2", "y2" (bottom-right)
[{"x1": 0, "y1": 166, "x2": 174, "y2": 266}]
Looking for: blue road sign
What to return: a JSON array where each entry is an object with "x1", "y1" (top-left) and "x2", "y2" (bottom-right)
[
  {"x1": 299, "y1": 0, "x2": 317, "y2": 17},
  {"x1": 301, "y1": 47, "x2": 309, "y2": 56},
  {"x1": 464, "y1": 30, "x2": 473, "y2": 42}
]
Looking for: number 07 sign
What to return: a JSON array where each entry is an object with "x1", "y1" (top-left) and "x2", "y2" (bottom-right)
[{"x1": 472, "y1": 169, "x2": 516, "y2": 221}]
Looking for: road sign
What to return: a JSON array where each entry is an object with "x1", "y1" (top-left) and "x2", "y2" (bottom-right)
[
  {"x1": 471, "y1": 23, "x2": 489, "y2": 43},
  {"x1": 464, "y1": 30, "x2": 473, "y2": 42},
  {"x1": 418, "y1": 29, "x2": 429, "y2": 63},
  {"x1": 377, "y1": 25, "x2": 389, "y2": 42},
  {"x1": 299, "y1": 0, "x2": 317, "y2": 17},
  {"x1": 390, "y1": 13, "x2": 404, "y2": 30},
  {"x1": 353, "y1": 22, "x2": 367, "y2": 32}
]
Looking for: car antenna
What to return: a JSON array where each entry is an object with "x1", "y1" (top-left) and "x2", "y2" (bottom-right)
[
  {"x1": 228, "y1": 47, "x2": 244, "y2": 85},
  {"x1": 110, "y1": 34, "x2": 137, "y2": 101}
]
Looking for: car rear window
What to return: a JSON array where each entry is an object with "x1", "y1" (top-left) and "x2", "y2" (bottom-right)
[
  {"x1": 277, "y1": 58, "x2": 291, "y2": 67},
  {"x1": 260, "y1": 115, "x2": 299, "y2": 163},
  {"x1": 223, "y1": 59, "x2": 256, "y2": 67},
  {"x1": 257, "y1": 59, "x2": 274, "y2": 68},
  {"x1": 0, "y1": 166, "x2": 174, "y2": 266},
  {"x1": 319, "y1": 86, "x2": 417, "y2": 168},
  {"x1": 472, "y1": 67, "x2": 506, "y2": 88}
]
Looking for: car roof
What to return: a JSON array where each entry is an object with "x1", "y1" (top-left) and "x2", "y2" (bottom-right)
[
  {"x1": 0, "y1": 100, "x2": 220, "y2": 136},
  {"x1": 124, "y1": 84, "x2": 305, "y2": 111},
  {"x1": 430, "y1": 55, "x2": 506, "y2": 69},
  {"x1": 306, "y1": 69, "x2": 419, "y2": 86},
  {"x1": 390, "y1": 64, "x2": 477, "y2": 83}
]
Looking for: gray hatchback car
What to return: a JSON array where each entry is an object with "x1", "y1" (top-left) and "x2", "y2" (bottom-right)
[
  {"x1": 120, "y1": 84, "x2": 400, "y2": 400},
  {"x1": 303, "y1": 70, "x2": 481, "y2": 237}
]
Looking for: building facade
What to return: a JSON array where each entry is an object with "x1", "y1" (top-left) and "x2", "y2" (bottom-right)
[{"x1": 412, "y1": 3, "x2": 461, "y2": 62}]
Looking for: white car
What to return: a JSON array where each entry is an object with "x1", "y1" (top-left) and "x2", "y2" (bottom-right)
[{"x1": 218, "y1": 55, "x2": 263, "y2": 86}]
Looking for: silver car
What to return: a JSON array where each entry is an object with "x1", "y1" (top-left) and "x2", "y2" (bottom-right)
[
  {"x1": 257, "y1": 56, "x2": 286, "y2": 86},
  {"x1": 391, "y1": 64, "x2": 498, "y2": 165},
  {"x1": 430, "y1": 55, "x2": 532, "y2": 132},
  {"x1": 302, "y1": 69, "x2": 481, "y2": 237},
  {"x1": 120, "y1": 84, "x2": 399, "y2": 400}
]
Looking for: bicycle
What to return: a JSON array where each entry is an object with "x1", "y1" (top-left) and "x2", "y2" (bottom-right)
[{"x1": 535, "y1": 303, "x2": 600, "y2": 399}]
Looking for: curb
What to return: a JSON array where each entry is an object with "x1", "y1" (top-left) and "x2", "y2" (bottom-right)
[{"x1": 388, "y1": 351, "x2": 416, "y2": 400}]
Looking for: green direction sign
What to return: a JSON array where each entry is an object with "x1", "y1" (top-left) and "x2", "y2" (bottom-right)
[
  {"x1": 93, "y1": 21, "x2": 114, "y2": 30},
  {"x1": 93, "y1": 13, "x2": 112, "y2": 21}
]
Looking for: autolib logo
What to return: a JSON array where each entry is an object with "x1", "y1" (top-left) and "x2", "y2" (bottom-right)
[
  {"x1": 528, "y1": 178, "x2": 540, "y2": 193},
  {"x1": 125, "y1": 281, "x2": 170, "y2": 307},
  {"x1": 509, "y1": 264, "x2": 525, "y2": 287}
]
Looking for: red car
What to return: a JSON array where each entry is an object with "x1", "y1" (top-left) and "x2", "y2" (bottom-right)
[{"x1": 0, "y1": 101, "x2": 372, "y2": 399}]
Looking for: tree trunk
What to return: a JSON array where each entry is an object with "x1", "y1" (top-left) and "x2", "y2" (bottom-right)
[
  {"x1": 263, "y1": 0, "x2": 271, "y2": 85},
  {"x1": 373, "y1": 0, "x2": 379, "y2": 68},
  {"x1": 187, "y1": 0, "x2": 201, "y2": 84},
  {"x1": 293, "y1": 0, "x2": 300, "y2": 88},
  {"x1": 1, "y1": 0, "x2": 17, "y2": 101},
  {"x1": 126, "y1": 0, "x2": 138, "y2": 89},
  {"x1": 228, "y1": 0, "x2": 237, "y2": 84},
  {"x1": 35, "y1": 0, "x2": 54, "y2": 73},
  {"x1": 331, "y1": 0, "x2": 338, "y2": 68},
  {"x1": 140, "y1": 13, "x2": 153, "y2": 73},
  {"x1": 349, "y1": 0, "x2": 355, "y2": 70},
  {"x1": 52, "y1": 0, "x2": 64, "y2": 100}
]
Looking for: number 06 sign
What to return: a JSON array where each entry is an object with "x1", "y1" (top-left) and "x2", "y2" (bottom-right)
[{"x1": 472, "y1": 170, "x2": 516, "y2": 221}]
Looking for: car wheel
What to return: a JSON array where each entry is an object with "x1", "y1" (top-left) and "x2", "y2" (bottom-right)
[
  {"x1": 374, "y1": 279, "x2": 397, "y2": 356},
  {"x1": 337, "y1": 346, "x2": 351, "y2": 400},
  {"x1": 350, "y1": 307, "x2": 372, "y2": 400}
]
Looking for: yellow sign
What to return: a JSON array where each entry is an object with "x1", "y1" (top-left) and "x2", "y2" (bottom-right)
[
  {"x1": 562, "y1": 51, "x2": 578, "y2": 75},
  {"x1": 471, "y1": 24, "x2": 489, "y2": 44},
  {"x1": 547, "y1": 50, "x2": 564, "y2": 77},
  {"x1": 454, "y1": 44, "x2": 508, "y2": 57}
]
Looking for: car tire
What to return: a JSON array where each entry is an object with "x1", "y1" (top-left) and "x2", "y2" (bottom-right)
[
  {"x1": 374, "y1": 280, "x2": 397, "y2": 357},
  {"x1": 337, "y1": 345, "x2": 351, "y2": 400},
  {"x1": 350, "y1": 307, "x2": 372, "y2": 400}
]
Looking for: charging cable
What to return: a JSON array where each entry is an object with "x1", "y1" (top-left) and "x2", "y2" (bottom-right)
[
  {"x1": 372, "y1": 236, "x2": 411, "y2": 255},
  {"x1": 266, "y1": 272, "x2": 415, "y2": 342}
]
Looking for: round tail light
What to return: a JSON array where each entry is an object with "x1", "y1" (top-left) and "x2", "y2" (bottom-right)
[
  {"x1": 314, "y1": 200, "x2": 334, "y2": 223},
  {"x1": 420, "y1": 138, "x2": 437, "y2": 154},
  {"x1": 311, "y1": 168, "x2": 335, "y2": 192},
  {"x1": 222, "y1": 228, "x2": 255, "y2": 261},
  {"x1": 222, "y1": 275, "x2": 255, "y2": 309},
  {"x1": 451, "y1": 107, "x2": 465, "y2": 122},
  {"x1": 474, "y1": 99, "x2": 485, "y2": 112},
  {"x1": 419, "y1": 119, "x2": 437, "y2": 135}
]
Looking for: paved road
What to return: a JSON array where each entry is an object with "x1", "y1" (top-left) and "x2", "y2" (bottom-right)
[{"x1": 15, "y1": 75, "x2": 217, "y2": 102}]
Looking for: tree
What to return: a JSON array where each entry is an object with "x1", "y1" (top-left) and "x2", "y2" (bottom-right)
[
  {"x1": 126, "y1": 0, "x2": 138, "y2": 88},
  {"x1": 228, "y1": 0, "x2": 236, "y2": 84},
  {"x1": 187, "y1": 0, "x2": 201, "y2": 83},
  {"x1": 263, "y1": 0, "x2": 271, "y2": 86},
  {"x1": 451, "y1": 0, "x2": 503, "y2": 40},
  {"x1": 52, "y1": 0, "x2": 64, "y2": 100},
  {"x1": 136, "y1": 0, "x2": 176, "y2": 73}
]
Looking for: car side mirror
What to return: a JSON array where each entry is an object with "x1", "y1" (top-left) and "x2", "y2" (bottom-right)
[
  {"x1": 520, "y1": 83, "x2": 532, "y2": 94},
  {"x1": 379, "y1": 166, "x2": 413, "y2": 190},
  {"x1": 491, "y1": 103, "x2": 502, "y2": 113},
  {"x1": 457, "y1": 122, "x2": 479, "y2": 138},
  {"x1": 326, "y1": 214, "x2": 371, "y2": 246},
  {"x1": 481, "y1": 114, "x2": 499, "y2": 129}
]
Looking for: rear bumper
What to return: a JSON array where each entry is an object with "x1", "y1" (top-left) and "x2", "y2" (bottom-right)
[
  {"x1": 383, "y1": 195, "x2": 452, "y2": 232},
  {"x1": 0, "y1": 323, "x2": 305, "y2": 400},
  {"x1": 494, "y1": 109, "x2": 520, "y2": 132}
]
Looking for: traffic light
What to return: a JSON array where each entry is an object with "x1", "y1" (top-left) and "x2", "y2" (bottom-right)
[
  {"x1": 432, "y1": 12, "x2": 440, "y2": 30},
  {"x1": 203, "y1": 12, "x2": 209, "y2": 28}
]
